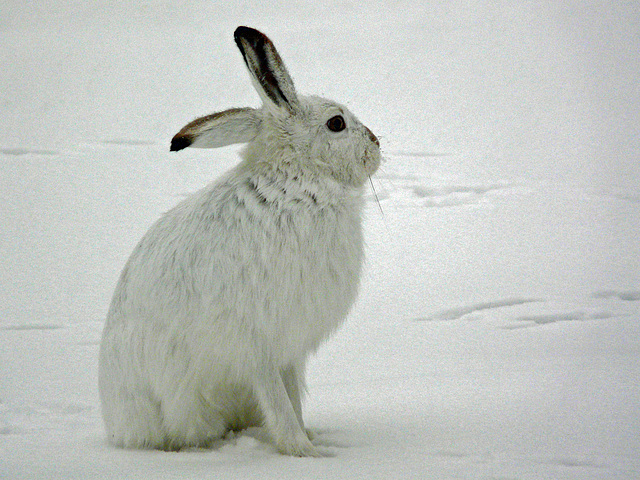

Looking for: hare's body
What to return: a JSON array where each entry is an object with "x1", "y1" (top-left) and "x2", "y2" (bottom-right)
[
  {"x1": 99, "y1": 27, "x2": 380, "y2": 456},
  {"x1": 100, "y1": 162, "x2": 363, "y2": 452}
]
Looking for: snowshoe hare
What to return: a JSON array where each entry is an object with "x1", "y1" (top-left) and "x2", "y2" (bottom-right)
[{"x1": 98, "y1": 26, "x2": 381, "y2": 457}]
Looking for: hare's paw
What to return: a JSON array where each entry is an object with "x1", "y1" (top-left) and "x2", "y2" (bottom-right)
[{"x1": 275, "y1": 435, "x2": 321, "y2": 457}]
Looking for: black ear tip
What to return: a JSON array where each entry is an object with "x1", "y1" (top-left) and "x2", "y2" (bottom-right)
[
  {"x1": 170, "y1": 135, "x2": 192, "y2": 152},
  {"x1": 234, "y1": 26, "x2": 267, "y2": 48},
  {"x1": 234, "y1": 26, "x2": 249, "y2": 38},
  {"x1": 234, "y1": 26, "x2": 260, "y2": 40}
]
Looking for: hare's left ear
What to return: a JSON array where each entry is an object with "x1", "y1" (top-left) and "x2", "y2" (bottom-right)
[
  {"x1": 170, "y1": 107, "x2": 260, "y2": 151},
  {"x1": 234, "y1": 26, "x2": 300, "y2": 112}
]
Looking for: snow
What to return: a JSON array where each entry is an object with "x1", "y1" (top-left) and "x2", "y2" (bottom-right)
[{"x1": 1, "y1": 1, "x2": 639, "y2": 478}]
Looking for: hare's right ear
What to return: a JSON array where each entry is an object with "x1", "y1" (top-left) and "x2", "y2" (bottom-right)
[
  {"x1": 170, "y1": 107, "x2": 260, "y2": 151},
  {"x1": 234, "y1": 26, "x2": 299, "y2": 112}
]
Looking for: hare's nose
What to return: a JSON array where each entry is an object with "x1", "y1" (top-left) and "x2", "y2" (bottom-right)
[{"x1": 365, "y1": 126, "x2": 380, "y2": 147}]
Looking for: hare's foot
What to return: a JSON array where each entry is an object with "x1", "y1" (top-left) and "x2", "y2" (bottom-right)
[{"x1": 254, "y1": 365, "x2": 320, "y2": 457}]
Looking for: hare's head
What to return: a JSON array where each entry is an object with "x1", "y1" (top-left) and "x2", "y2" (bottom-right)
[{"x1": 171, "y1": 26, "x2": 381, "y2": 187}]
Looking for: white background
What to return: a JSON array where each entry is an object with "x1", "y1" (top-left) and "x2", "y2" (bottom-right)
[{"x1": 1, "y1": 1, "x2": 639, "y2": 478}]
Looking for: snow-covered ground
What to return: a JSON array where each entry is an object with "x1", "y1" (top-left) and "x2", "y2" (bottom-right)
[{"x1": 1, "y1": 1, "x2": 639, "y2": 478}]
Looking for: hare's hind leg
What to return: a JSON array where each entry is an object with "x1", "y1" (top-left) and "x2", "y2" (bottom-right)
[
  {"x1": 253, "y1": 366, "x2": 319, "y2": 457},
  {"x1": 101, "y1": 388, "x2": 166, "y2": 449},
  {"x1": 160, "y1": 388, "x2": 227, "y2": 450}
]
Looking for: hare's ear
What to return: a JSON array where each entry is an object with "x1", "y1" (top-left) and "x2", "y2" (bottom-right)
[
  {"x1": 234, "y1": 26, "x2": 299, "y2": 112},
  {"x1": 170, "y1": 107, "x2": 260, "y2": 151}
]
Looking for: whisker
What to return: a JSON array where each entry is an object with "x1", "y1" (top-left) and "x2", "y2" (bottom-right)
[{"x1": 369, "y1": 175, "x2": 385, "y2": 219}]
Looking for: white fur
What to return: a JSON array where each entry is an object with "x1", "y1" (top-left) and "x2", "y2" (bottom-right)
[{"x1": 98, "y1": 26, "x2": 380, "y2": 457}]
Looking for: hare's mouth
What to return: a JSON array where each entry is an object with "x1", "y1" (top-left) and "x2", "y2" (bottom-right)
[{"x1": 363, "y1": 148, "x2": 381, "y2": 176}]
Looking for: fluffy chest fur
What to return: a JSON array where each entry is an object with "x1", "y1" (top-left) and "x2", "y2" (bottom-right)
[{"x1": 111, "y1": 164, "x2": 365, "y2": 366}]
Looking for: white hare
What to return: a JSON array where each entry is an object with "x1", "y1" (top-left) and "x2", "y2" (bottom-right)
[{"x1": 98, "y1": 26, "x2": 381, "y2": 457}]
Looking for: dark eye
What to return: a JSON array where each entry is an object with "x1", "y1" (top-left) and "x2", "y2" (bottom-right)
[{"x1": 326, "y1": 115, "x2": 346, "y2": 132}]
